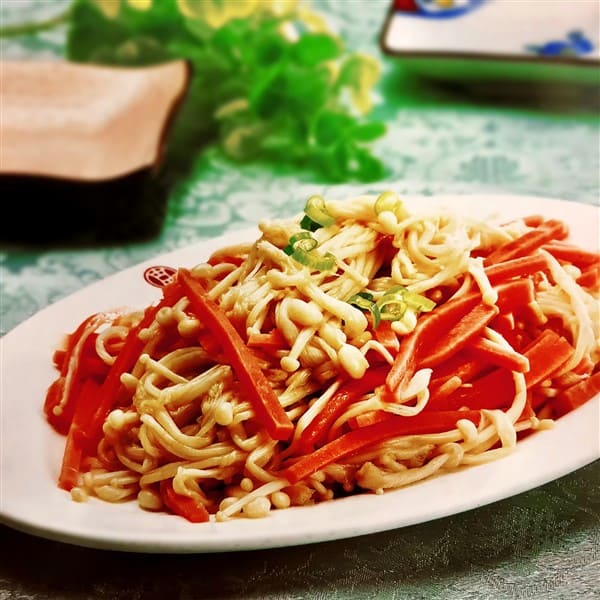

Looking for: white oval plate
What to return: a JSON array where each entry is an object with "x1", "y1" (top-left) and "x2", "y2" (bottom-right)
[{"x1": 1, "y1": 194, "x2": 599, "y2": 553}]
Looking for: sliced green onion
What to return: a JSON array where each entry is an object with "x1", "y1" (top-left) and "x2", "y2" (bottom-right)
[
  {"x1": 347, "y1": 291, "x2": 381, "y2": 328},
  {"x1": 292, "y1": 248, "x2": 336, "y2": 271},
  {"x1": 370, "y1": 303, "x2": 382, "y2": 328},
  {"x1": 377, "y1": 286, "x2": 408, "y2": 322},
  {"x1": 284, "y1": 231, "x2": 316, "y2": 255},
  {"x1": 300, "y1": 214, "x2": 322, "y2": 232},
  {"x1": 348, "y1": 291, "x2": 374, "y2": 309},
  {"x1": 303, "y1": 194, "x2": 335, "y2": 229},
  {"x1": 284, "y1": 231, "x2": 335, "y2": 271},
  {"x1": 374, "y1": 191, "x2": 407, "y2": 220},
  {"x1": 402, "y1": 289, "x2": 436, "y2": 312},
  {"x1": 346, "y1": 284, "x2": 435, "y2": 329},
  {"x1": 377, "y1": 285, "x2": 435, "y2": 320}
]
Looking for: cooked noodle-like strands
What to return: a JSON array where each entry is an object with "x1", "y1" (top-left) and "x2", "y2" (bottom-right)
[
  {"x1": 55, "y1": 194, "x2": 598, "y2": 522},
  {"x1": 539, "y1": 250, "x2": 598, "y2": 373}
]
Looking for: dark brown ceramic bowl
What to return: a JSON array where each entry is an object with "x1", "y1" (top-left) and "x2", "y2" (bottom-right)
[{"x1": 0, "y1": 59, "x2": 191, "y2": 243}]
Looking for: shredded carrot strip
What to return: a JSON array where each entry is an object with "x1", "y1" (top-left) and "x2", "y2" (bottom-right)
[
  {"x1": 282, "y1": 410, "x2": 481, "y2": 484},
  {"x1": 484, "y1": 219, "x2": 568, "y2": 265},
  {"x1": 551, "y1": 372, "x2": 600, "y2": 418},
  {"x1": 178, "y1": 269, "x2": 294, "y2": 441}
]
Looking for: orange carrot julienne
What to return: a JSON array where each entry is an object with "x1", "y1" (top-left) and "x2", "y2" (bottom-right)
[
  {"x1": 57, "y1": 378, "x2": 103, "y2": 490},
  {"x1": 282, "y1": 410, "x2": 481, "y2": 484},
  {"x1": 467, "y1": 336, "x2": 530, "y2": 373},
  {"x1": 207, "y1": 254, "x2": 245, "y2": 267},
  {"x1": 520, "y1": 329, "x2": 575, "y2": 388},
  {"x1": 178, "y1": 269, "x2": 294, "y2": 441},
  {"x1": 386, "y1": 293, "x2": 481, "y2": 393},
  {"x1": 160, "y1": 479, "x2": 210, "y2": 523},
  {"x1": 484, "y1": 219, "x2": 568, "y2": 266},
  {"x1": 484, "y1": 254, "x2": 549, "y2": 284},
  {"x1": 489, "y1": 312, "x2": 533, "y2": 352},
  {"x1": 247, "y1": 329, "x2": 287, "y2": 351},
  {"x1": 76, "y1": 333, "x2": 112, "y2": 380},
  {"x1": 541, "y1": 243, "x2": 599, "y2": 268},
  {"x1": 430, "y1": 349, "x2": 491, "y2": 385},
  {"x1": 550, "y1": 371, "x2": 600, "y2": 418},
  {"x1": 385, "y1": 278, "x2": 541, "y2": 413},
  {"x1": 431, "y1": 368, "x2": 515, "y2": 412},
  {"x1": 429, "y1": 329, "x2": 575, "y2": 412},
  {"x1": 297, "y1": 366, "x2": 389, "y2": 452},
  {"x1": 83, "y1": 282, "x2": 184, "y2": 452},
  {"x1": 372, "y1": 319, "x2": 400, "y2": 353},
  {"x1": 420, "y1": 303, "x2": 499, "y2": 369},
  {"x1": 494, "y1": 278, "x2": 536, "y2": 312},
  {"x1": 57, "y1": 431, "x2": 85, "y2": 491},
  {"x1": 522, "y1": 215, "x2": 545, "y2": 227},
  {"x1": 385, "y1": 330, "x2": 421, "y2": 395},
  {"x1": 349, "y1": 408, "x2": 481, "y2": 430},
  {"x1": 386, "y1": 279, "x2": 529, "y2": 395},
  {"x1": 577, "y1": 263, "x2": 600, "y2": 290},
  {"x1": 197, "y1": 329, "x2": 222, "y2": 357},
  {"x1": 44, "y1": 312, "x2": 114, "y2": 435}
]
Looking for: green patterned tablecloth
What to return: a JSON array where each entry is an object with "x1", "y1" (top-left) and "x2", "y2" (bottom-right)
[{"x1": 1, "y1": 1, "x2": 599, "y2": 599}]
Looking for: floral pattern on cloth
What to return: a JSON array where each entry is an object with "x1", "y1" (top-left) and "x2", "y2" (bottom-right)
[{"x1": 0, "y1": 4, "x2": 599, "y2": 597}]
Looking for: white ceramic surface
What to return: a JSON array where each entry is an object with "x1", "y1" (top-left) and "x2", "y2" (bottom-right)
[
  {"x1": 1, "y1": 194, "x2": 598, "y2": 553},
  {"x1": 382, "y1": 0, "x2": 600, "y2": 61}
]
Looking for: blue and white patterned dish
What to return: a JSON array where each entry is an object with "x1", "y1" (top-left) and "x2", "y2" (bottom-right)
[{"x1": 381, "y1": 0, "x2": 600, "y2": 82}]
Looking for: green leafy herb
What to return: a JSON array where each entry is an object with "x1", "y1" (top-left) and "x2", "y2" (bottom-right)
[{"x1": 58, "y1": 0, "x2": 387, "y2": 182}]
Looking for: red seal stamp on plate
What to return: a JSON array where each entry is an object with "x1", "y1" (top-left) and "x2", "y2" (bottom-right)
[{"x1": 143, "y1": 265, "x2": 177, "y2": 288}]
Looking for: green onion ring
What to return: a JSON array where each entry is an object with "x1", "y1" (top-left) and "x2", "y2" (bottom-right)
[
  {"x1": 347, "y1": 285, "x2": 435, "y2": 329},
  {"x1": 284, "y1": 231, "x2": 335, "y2": 271},
  {"x1": 292, "y1": 248, "x2": 336, "y2": 271},
  {"x1": 304, "y1": 195, "x2": 335, "y2": 228},
  {"x1": 284, "y1": 231, "x2": 316, "y2": 255},
  {"x1": 348, "y1": 292, "x2": 381, "y2": 328},
  {"x1": 374, "y1": 191, "x2": 407, "y2": 220},
  {"x1": 402, "y1": 289, "x2": 436, "y2": 312}
]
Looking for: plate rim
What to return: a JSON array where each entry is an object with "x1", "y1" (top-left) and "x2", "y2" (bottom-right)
[
  {"x1": 378, "y1": 2, "x2": 600, "y2": 68},
  {"x1": 1, "y1": 193, "x2": 599, "y2": 553}
]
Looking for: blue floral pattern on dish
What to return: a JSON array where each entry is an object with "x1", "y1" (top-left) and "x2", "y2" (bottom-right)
[
  {"x1": 526, "y1": 31, "x2": 595, "y2": 57},
  {"x1": 395, "y1": 0, "x2": 486, "y2": 19}
]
